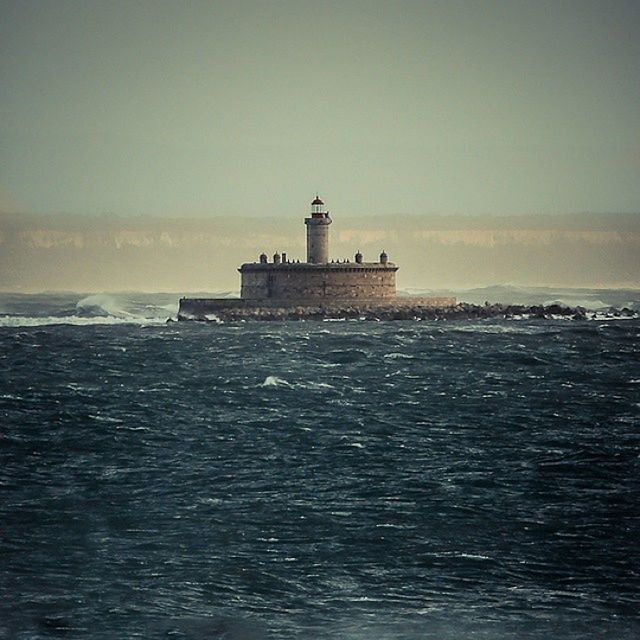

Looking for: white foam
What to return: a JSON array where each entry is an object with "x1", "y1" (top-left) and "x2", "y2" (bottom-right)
[
  {"x1": 452, "y1": 323, "x2": 546, "y2": 334},
  {"x1": 543, "y1": 298, "x2": 607, "y2": 310},
  {"x1": 259, "y1": 376, "x2": 335, "y2": 391},
  {"x1": 0, "y1": 315, "x2": 166, "y2": 327},
  {"x1": 0, "y1": 293, "x2": 174, "y2": 327},
  {"x1": 75, "y1": 294, "x2": 133, "y2": 318},
  {"x1": 260, "y1": 376, "x2": 292, "y2": 388},
  {"x1": 298, "y1": 381, "x2": 335, "y2": 391},
  {"x1": 383, "y1": 352, "x2": 414, "y2": 360},
  {"x1": 588, "y1": 312, "x2": 638, "y2": 321}
]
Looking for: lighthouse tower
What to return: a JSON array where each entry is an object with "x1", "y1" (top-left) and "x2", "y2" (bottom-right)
[{"x1": 304, "y1": 196, "x2": 332, "y2": 263}]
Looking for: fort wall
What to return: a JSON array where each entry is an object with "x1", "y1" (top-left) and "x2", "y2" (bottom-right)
[
  {"x1": 178, "y1": 296, "x2": 457, "y2": 320},
  {"x1": 239, "y1": 263, "x2": 397, "y2": 300},
  {"x1": 178, "y1": 195, "x2": 433, "y2": 319}
]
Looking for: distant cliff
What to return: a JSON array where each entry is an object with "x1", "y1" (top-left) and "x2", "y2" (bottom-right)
[{"x1": 1, "y1": 212, "x2": 638, "y2": 292}]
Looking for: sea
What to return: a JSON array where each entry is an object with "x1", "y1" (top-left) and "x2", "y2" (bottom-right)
[{"x1": 1, "y1": 289, "x2": 639, "y2": 640}]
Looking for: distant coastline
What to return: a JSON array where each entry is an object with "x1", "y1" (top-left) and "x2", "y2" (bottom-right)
[{"x1": 1, "y1": 211, "x2": 638, "y2": 293}]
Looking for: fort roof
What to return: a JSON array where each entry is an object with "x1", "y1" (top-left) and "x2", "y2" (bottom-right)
[{"x1": 239, "y1": 261, "x2": 397, "y2": 272}]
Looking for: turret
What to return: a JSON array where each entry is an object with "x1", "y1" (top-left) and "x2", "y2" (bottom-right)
[
  {"x1": 380, "y1": 250, "x2": 388, "y2": 265},
  {"x1": 304, "y1": 196, "x2": 332, "y2": 263},
  {"x1": 355, "y1": 250, "x2": 363, "y2": 264}
]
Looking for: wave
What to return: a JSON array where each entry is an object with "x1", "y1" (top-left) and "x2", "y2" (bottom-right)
[
  {"x1": 543, "y1": 297, "x2": 607, "y2": 310},
  {"x1": 260, "y1": 376, "x2": 292, "y2": 388},
  {"x1": 402, "y1": 285, "x2": 640, "y2": 310},
  {"x1": 0, "y1": 293, "x2": 174, "y2": 326},
  {"x1": 383, "y1": 352, "x2": 416, "y2": 360},
  {"x1": 0, "y1": 315, "x2": 167, "y2": 327},
  {"x1": 75, "y1": 294, "x2": 134, "y2": 318},
  {"x1": 450, "y1": 323, "x2": 548, "y2": 334},
  {"x1": 587, "y1": 311, "x2": 639, "y2": 321},
  {"x1": 259, "y1": 376, "x2": 336, "y2": 391}
]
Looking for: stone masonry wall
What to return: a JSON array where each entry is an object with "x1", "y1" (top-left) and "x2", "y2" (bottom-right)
[
  {"x1": 178, "y1": 296, "x2": 457, "y2": 321},
  {"x1": 240, "y1": 265, "x2": 397, "y2": 300}
]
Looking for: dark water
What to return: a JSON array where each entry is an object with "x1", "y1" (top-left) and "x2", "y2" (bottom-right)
[{"x1": 1, "y1": 296, "x2": 639, "y2": 639}]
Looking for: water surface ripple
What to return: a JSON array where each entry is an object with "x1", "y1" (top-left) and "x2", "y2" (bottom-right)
[{"x1": 1, "y1": 319, "x2": 639, "y2": 639}]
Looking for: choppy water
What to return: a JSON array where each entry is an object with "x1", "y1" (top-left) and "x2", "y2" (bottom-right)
[{"x1": 1, "y1": 293, "x2": 639, "y2": 639}]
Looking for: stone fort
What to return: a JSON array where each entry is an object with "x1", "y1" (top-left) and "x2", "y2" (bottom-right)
[
  {"x1": 178, "y1": 196, "x2": 455, "y2": 319},
  {"x1": 239, "y1": 196, "x2": 397, "y2": 301}
]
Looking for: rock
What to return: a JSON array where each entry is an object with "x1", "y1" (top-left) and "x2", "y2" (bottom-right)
[{"x1": 175, "y1": 300, "x2": 632, "y2": 322}]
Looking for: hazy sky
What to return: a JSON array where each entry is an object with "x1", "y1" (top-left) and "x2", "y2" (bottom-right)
[{"x1": 1, "y1": 0, "x2": 639, "y2": 217}]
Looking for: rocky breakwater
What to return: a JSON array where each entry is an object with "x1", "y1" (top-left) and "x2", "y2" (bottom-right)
[{"x1": 176, "y1": 298, "x2": 637, "y2": 322}]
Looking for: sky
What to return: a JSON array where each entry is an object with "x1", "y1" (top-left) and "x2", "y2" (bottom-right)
[{"x1": 1, "y1": 0, "x2": 639, "y2": 218}]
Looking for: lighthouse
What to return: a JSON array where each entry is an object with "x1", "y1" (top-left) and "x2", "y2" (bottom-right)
[
  {"x1": 236, "y1": 196, "x2": 399, "y2": 300},
  {"x1": 181, "y1": 195, "x2": 458, "y2": 316},
  {"x1": 304, "y1": 196, "x2": 332, "y2": 263}
]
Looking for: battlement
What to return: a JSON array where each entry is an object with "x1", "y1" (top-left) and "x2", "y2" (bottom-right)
[
  {"x1": 241, "y1": 196, "x2": 398, "y2": 301},
  {"x1": 239, "y1": 261, "x2": 398, "y2": 300}
]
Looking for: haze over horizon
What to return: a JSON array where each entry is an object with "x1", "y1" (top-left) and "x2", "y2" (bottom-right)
[
  {"x1": 1, "y1": 210, "x2": 638, "y2": 293},
  {"x1": 1, "y1": 1, "x2": 639, "y2": 292}
]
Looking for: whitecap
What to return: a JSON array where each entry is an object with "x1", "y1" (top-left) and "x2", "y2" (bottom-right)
[
  {"x1": 298, "y1": 381, "x2": 335, "y2": 391},
  {"x1": 260, "y1": 376, "x2": 335, "y2": 391},
  {"x1": 76, "y1": 294, "x2": 133, "y2": 318},
  {"x1": 457, "y1": 553, "x2": 492, "y2": 560},
  {"x1": 260, "y1": 376, "x2": 292, "y2": 388},
  {"x1": 0, "y1": 315, "x2": 165, "y2": 327},
  {"x1": 383, "y1": 352, "x2": 414, "y2": 360},
  {"x1": 452, "y1": 323, "x2": 548, "y2": 334},
  {"x1": 588, "y1": 312, "x2": 638, "y2": 321},
  {"x1": 543, "y1": 298, "x2": 607, "y2": 310}
]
